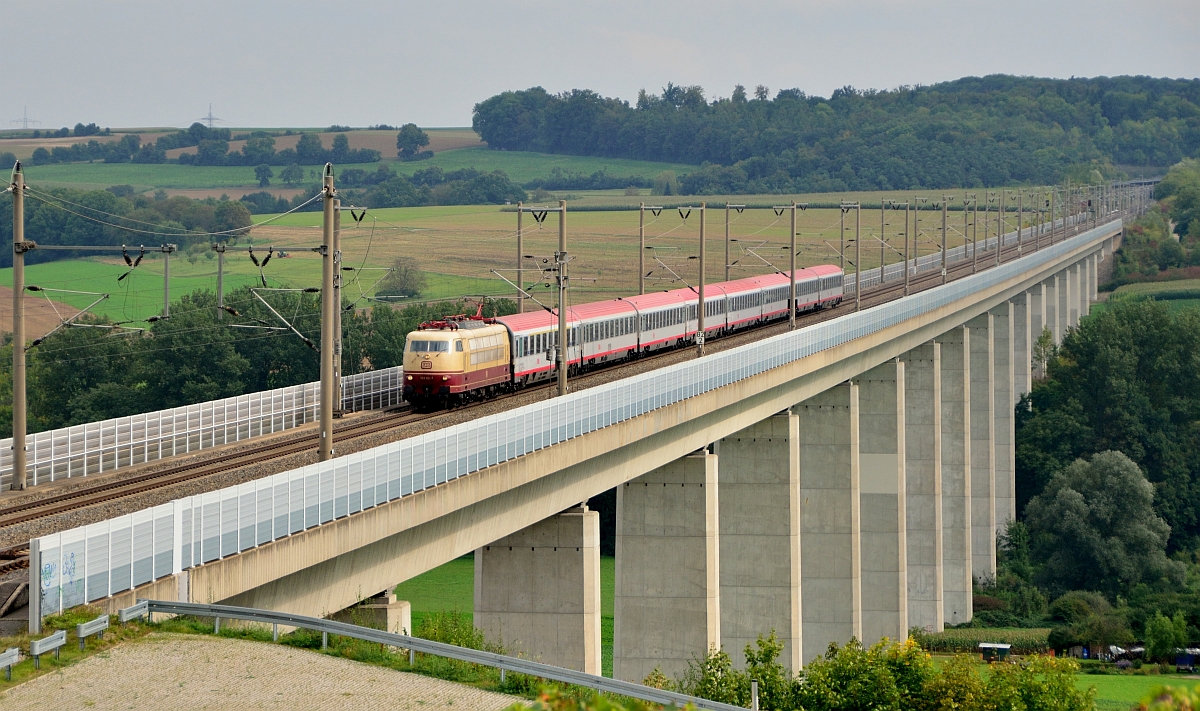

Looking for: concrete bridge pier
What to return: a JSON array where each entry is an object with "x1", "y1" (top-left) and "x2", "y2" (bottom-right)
[
  {"x1": 1044, "y1": 277, "x2": 1059, "y2": 345},
  {"x1": 1013, "y1": 292, "x2": 1032, "y2": 400},
  {"x1": 1075, "y1": 260, "x2": 1084, "y2": 326},
  {"x1": 968, "y1": 314, "x2": 996, "y2": 580},
  {"x1": 613, "y1": 452, "x2": 719, "y2": 682},
  {"x1": 991, "y1": 303, "x2": 1015, "y2": 532},
  {"x1": 854, "y1": 361, "x2": 907, "y2": 646},
  {"x1": 474, "y1": 508, "x2": 601, "y2": 674},
  {"x1": 716, "y1": 413, "x2": 801, "y2": 670},
  {"x1": 1030, "y1": 283, "x2": 1047, "y2": 379},
  {"x1": 937, "y1": 326, "x2": 972, "y2": 625},
  {"x1": 1056, "y1": 271, "x2": 1069, "y2": 340},
  {"x1": 900, "y1": 343, "x2": 942, "y2": 633},
  {"x1": 798, "y1": 383, "x2": 860, "y2": 664}
]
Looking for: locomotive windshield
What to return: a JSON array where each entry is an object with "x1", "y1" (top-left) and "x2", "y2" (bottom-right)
[{"x1": 409, "y1": 340, "x2": 450, "y2": 353}]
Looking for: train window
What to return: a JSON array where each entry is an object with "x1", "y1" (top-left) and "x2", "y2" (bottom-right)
[{"x1": 455, "y1": 340, "x2": 463, "y2": 352}]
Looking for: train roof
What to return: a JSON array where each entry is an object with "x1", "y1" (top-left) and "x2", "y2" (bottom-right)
[
  {"x1": 809, "y1": 264, "x2": 843, "y2": 276},
  {"x1": 623, "y1": 290, "x2": 696, "y2": 311},
  {"x1": 495, "y1": 309, "x2": 579, "y2": 333},
  {"x1": 570, "y1": 299, "x2": 638, "y2": 320}
]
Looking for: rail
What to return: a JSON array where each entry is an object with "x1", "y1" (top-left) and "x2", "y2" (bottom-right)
[
  {"x1": 128, "y1": 599, "x2": 745, "y2": 711},
  {"x1": 0, "y1": 366, "x2": 404, "y2": 490},
  {"x1": 29, "y1": 215, "x2": 1122, "y2": 628}
]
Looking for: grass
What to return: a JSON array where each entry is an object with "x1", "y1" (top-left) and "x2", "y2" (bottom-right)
[
  {"x1": 19, "y1": 148, "x2": 696, "y2": 193},
  {"x1": 1078, "y1": 674, "x2": 1200, "y2": 710},
  {"x1": 0, "y1": 255, "x2": 500, "y2": 324},
  {"x1": 393, "y1": 554, "x2": 617, "y2": 677}
]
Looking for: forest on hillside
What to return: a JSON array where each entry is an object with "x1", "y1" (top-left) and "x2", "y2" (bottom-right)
[{"x1": 473, "y1": 75, "x2": 1200, "y2": 194}]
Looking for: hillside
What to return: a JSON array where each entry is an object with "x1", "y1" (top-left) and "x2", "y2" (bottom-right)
[{"x1": 472, "y1": 75, "x2": 1200, "y2": 193}]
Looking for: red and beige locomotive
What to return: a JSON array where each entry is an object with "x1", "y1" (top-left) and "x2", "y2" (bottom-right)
[{"x1": 403, "y1": 265, "x2": 843, "y2": 409}]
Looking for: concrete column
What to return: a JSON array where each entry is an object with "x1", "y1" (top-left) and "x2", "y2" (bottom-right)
[
  {"x1": 1029, "y1": 283, "x2": 1046, "y2": 379},
  {"x1": 1044, "y1": 277, "x2": 1059, "y2": 345},
  {"x1": 1012, "y1": 292, "x2": 1032, "y2": 400},
  {"x1": 1075, "y1": 263, "x2": 1084, "y2": 326},
  {"x1": 899, "y1": 344, "x2": 942, "y2": 633},
  {"x1": 854, "y1": 360, "x2": 907, "y2": 646},
  {"x1": 718, "y1": 413, "x2": 801, "y2": 670},
  {"x1": 1091, "y1": 254, "x2": 1099, "y2": 303},
  {"x1": 937, "y1": 327, "x2": 972, "y2": 625},
  {"x1": 331, "y1": 592, "x2": 412, "y2": 634},
  {"x1": 615, "y1": 452, "x2": 719, "y2": 682},
  {"x1": 474, "y1": 509, "x2": 601, "y2": 674},
  {"x1": 1057, "y1": 270, "x2": 1069, "y2": 337},
  {"x1": 1085, "y1": 255, "x2": 1096, "y2": 315},
  {"x1": 797, "y1": 383, "x2": 860, "y2": 665},
  {"x1": 991, "y1": 302, "x2": 1015, "y2": 533},
  {"x1": 967, "y1": 313, "x2": 996, "y2": 580}
]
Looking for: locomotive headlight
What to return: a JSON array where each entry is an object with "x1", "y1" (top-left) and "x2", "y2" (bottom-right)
[
  {"x1": 442, "y1": 375, "x2": 450, "y2": 381},
  {"x1": 406, "y1": 375, "x2": 412, "y2": 381}
]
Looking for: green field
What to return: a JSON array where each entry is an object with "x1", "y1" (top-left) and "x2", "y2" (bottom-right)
[
  {"x1": 19, "y1": 147, "x2": 696, "y2": 193},
  {"x1": 394, "y1": 554, "x2": 617, "y2": 678},
  {"x1": 0, "y1": 256, "x2": 500, "y2": 324},
  {"x1": 1079, "y1": 673, "x2": 1199, "y2": 710}
]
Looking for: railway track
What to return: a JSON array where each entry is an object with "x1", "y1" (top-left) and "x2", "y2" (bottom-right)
[{"x1": 0, "y1": 218, "x2": 1110, "y2": 579}]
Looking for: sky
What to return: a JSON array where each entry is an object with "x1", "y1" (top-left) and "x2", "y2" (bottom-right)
[{"x1": 4, "y1": 0, "x2": 1199, "y2": 130}]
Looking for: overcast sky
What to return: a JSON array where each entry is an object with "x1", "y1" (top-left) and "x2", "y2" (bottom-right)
[{"x1": 5, "y1": 0, "x2": 1199, "y2": 130}]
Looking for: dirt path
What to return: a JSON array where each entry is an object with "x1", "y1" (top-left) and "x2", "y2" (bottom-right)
[
  {"x1": 0, "y1": 633, "x2": 522, "y2": 710},
  {"x1": 0, "y1": 287, "x2": 80, "y2": 340}
]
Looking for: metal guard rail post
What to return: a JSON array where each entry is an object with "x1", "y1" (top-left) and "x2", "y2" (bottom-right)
[
  {"x1": 0, "y1": 646, "x2": 18, "y2": 681},
  {"x1": 137, "y1": 599, "x2": 745, "y2": 711}
]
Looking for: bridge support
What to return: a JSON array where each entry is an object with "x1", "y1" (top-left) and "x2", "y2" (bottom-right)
[
  {"x1": 798, "y1": 384, "x2": 860, "y2": 665},
  {"x1": 1056, "y1": 271, "x2": 1069, "y2": 341},
  {"x1": 614, "y1": 452, "x2": 720, "y2": 682},
  {"x1": 991, "y1": 303, "x2": 1015, "y2": 533},
  {"x1": 1075, "y1": 263, "x2": 1084, "y2": 326},
  {"x1": 717, "y1": 413, "x2": 801, "y2": 670},
  {"x1": 474, "y1": 508, "x2": 601, "y2": 674},
  {"x1": 1030, "y1": 283, "x2": 1046, "y2": 379},
  {"x1": 855, "y1": 361, "x2": 907, "y2": 646},
  {"x1": 937, "y1": 326, "x2": 972, "y2": 625},
  {"x1": 900, "y1": 344, "x2": 942, "y2": 633},
  {"x1": 1044, "y1": 277, "x2": 1059, "y2": 345},
  {"x1": 1012, "y1": 292, "x2": 1032, "y2": 400},
  {"x1": 968, "y1": 314, "x2": 996, "y2": 579}
]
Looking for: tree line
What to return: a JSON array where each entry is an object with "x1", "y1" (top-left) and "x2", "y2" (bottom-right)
[
  {"x1": 0, "y1": 185, "x2": 252, "y2": 269},
  {"x1": 23, "y1": 124, "x2": 381, "y2": 168},
  {"x1": 472, "y1": 75, "x2": 1200, "y2": 194},
  {"x1": 238, "y1": 165, "x2": 527, "y2": 214}
]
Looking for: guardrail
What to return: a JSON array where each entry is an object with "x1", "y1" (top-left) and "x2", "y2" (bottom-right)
[
  {"x1": 29, "y1": 629, "x2": 64, "y2": 669},
  {"x1": 130, "y1": 599, "x2": 745, "y2": 711},
  {"x1": 30, "y1": 216, "x2": 1122, "y2": 628},
  {"x1": 0, "y1": 365, "x2": 404, "y2": 490},
  {"x1": 0, "y1": 646, "x2": 17, "y2": 681}
]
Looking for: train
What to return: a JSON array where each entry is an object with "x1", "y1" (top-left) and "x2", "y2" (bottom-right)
[{"x1": 402, "y1": 265, "x2": 845, "y2": 409}]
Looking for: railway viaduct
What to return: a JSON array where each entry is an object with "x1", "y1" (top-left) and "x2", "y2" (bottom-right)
[{"x1": 29, "y1": 211, "x2": 1128, "y2": 679}]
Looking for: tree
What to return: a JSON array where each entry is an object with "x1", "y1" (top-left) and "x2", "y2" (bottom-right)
[
  {"x1": 1031, "y1": 326, "x2": 1055, "y2": 377},
  {"x1": 1144, "y1": 611, "x2": 1188, "y2": 663},
  {"x1": 255, "y1": 164, "x2": 273, "y2": 188},
  {"x1": 279, "y1": 163, "x2": 305, "y2": 186},
  {"x1": 331, "y1": 133, "x2": 350, "y2": 162},
  {"x1": 295, "y1": 133, "x2": 327, "y2": 164},
  {"x1": 396, "y1": 123, "x2": 430, "y2": 160},
  {"x1": 1025, "y1": 451, "x2": 1185, "y2": 597},
  {"x1": 376, "y1": 256, "x2": 427, "y2": 298}
]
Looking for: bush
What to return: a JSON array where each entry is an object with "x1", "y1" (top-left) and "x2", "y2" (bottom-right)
[{"x1": 1136, "y1": 685, "x2": 1200, "y2": 710}]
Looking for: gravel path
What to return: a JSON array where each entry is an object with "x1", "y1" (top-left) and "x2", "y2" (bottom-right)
[{"x1": 0, "y1": 633, "x2": 522, "y2": 711}]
